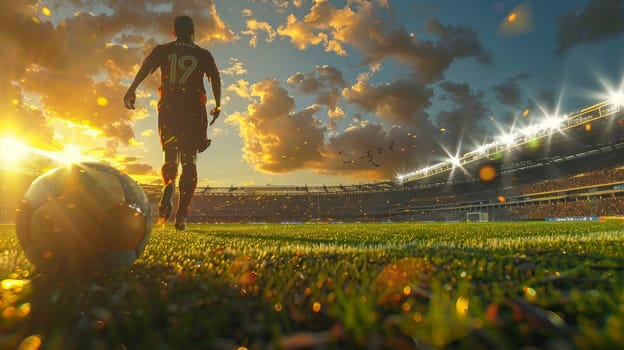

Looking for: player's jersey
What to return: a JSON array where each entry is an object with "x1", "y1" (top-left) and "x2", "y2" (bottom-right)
[
  {"x1": 143, "y1": 41, "x2": 219, "y2": 151},
  {"x1": 143, "y1": 40, "x2": 219, "y2": 98}
]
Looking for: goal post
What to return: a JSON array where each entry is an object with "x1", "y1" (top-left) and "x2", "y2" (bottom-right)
[{"x1": 466, "y1": 212, "x2": 488, "y2": 222}]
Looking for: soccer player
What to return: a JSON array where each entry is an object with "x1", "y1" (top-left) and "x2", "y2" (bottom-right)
[{"x1": 123, "y1": 15, "x2": 221, "y2": 230}]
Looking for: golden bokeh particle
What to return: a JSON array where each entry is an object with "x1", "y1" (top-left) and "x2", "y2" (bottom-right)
[
  {"x1": 478, "y1": 164, "x2": 497, "y2": 182},
  {"x1": 97, "y1": 96, "x2": 109, "y2": 107},
  {"x1": 18, "y1": 335, "x2": 42, "y2": 350},
  {"x1": 522, "y1": 108, "x2": 530, "y2": 117},
  {"x1": 312, "y1": 301, "x2": 321, "y2": 313},
  {"x1": 455, "y1": 296, "x2": 469, "y2": 316}
]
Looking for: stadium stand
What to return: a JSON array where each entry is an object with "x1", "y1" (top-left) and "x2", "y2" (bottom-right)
[
  {"x1": 142, "y1": 99, "x2": 624, "y2": 224},
  {"x1": 139, "y1": 146, "x2": 624, "y2": 223},
  {"x1": 1, "y1": 100, "x2": 622, "y2": 224}
]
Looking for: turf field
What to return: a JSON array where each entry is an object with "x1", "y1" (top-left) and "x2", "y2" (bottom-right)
[{"x1": 1, "y1": 221, "x2": 624, "y2": 349}]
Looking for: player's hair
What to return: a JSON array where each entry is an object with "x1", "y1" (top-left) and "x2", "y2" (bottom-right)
[{"x1": 173, "y1": 15, "x2": 194, "y2": 40}]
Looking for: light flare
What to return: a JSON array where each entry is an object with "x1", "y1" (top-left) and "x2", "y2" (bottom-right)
[
  {"x1": 0, "y1": 135, "x2": 96, "y2": 169},
  {"x1": 609, "y1": 92, "x2": 624, "y2": 106},
  {"x1": 0, "y1": 136, "x2": 31, "y2": 168}
]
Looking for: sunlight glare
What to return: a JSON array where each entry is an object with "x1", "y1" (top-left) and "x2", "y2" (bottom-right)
[
  {"x1": 0, "y1": 136, "x2": 29, "y2": 168},
  {"x1": 609, "y1": 92, "x2": 624, "y2": 106},
  {"x1": 57, "y1": 144, "x2": 88, "y2": 165}
]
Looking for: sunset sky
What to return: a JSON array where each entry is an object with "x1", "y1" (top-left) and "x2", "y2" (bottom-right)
[{"x1": 2, "y1": 0, "x2": 624, "y2": 187}]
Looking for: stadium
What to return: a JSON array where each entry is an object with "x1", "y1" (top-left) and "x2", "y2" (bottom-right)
[
  {"x1": 1, "y1": 94, "x2": 624, "y2": 349},
  {"x1": 3, "y1": 1, "x2": 624, "y2": 348},
  {"x1": 132, "y1": 97, "x2": 624, "y2": 225},
  {"x1": 2, "y1": 97, "x2": 623, "y2": 225}
]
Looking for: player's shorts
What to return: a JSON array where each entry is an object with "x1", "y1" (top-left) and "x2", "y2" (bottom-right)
[{"x1": 157, "y1": 87, "x2": 208, "y2": 153}]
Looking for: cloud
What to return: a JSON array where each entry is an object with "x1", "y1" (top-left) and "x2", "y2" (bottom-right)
[
  {"x1": 277, "y1": 1, "x2": 490, "y2": 82},
  {"x1": 287, "y1": 65, "x2": 348, "y2": 127},
  {"x1": 269, "y1": 0, "x2": 297, "y2": 12},
  {"x1": 123, "y1": 162, "x2": 155, "y2": 175},
  {"x1": 287, "y1": 64, "x2": 346, "y2": 92},
  {"x1": 315, "y1": 123, "x2": 442, "y2": 179},
  {"x1": 316, "y1": 88, "x2": 342, "y2": 114},
  {"x1": 556, "y1": 0, "x2": 624, "y2": 55},
  {"x1": 210, "y1": 127, "x2": 225, "y2": 136},
  {"x1": 0, "y1": 43, "x2": 56, "y2": 150},
  {"x1": 228, "y1": 78, "x2": 444, "y2": 180},
  {"x1": 0, "y1": 0, "x2": 236, "y2": 149},
  {"x1": 342, "y1": 73, "x2": 434, "y2": 127},
  {"x1": 241, "y1": 19, "x2": 277, "y2": 47},
  {"x1": 0, "y1": 0, "x2": 244, "y2": 183},
  {"x1": 316, "y1": 64, "x2": 347, "y2": 87},
  {"x1": 435, "y1": 81, "x2": 490, "y2": 152},
  {"x1": 0, "y1": 2, "x2": 67, "y2": 70},
  {"x1": 227, "y1": 79, "x2": 252, "y2": 99},
  {"x1": 222, "y1": 57, "x2": 248, "y2": 76},
  {"x1": 287, "y1": 72, "x2": 323, "y2": 93},
  {"x1": 276, "y1": 0, "x2": 352, "y2": 55},
  {"x1": 227, "y1": 78, "x2": 326, "y2": 173},
  {"x1": 492, "y1": 73, "x2": 531, "y2": 107}
]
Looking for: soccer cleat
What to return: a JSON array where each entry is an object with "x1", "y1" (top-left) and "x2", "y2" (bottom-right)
[
  {"x1": 174, "y1": 215, "x2": 186, "y2": 231},
  {"x1": 158, "y1": 182, "x2": 175, "y2": 223}
]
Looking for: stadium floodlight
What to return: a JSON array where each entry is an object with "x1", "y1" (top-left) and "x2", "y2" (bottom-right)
[
  {"x1": 541, "y1": 115, "x2": 565, "y2": 131},
  {"x1": 448, "y1": 156, "x2": 461, "y2": 168},
  {"x1": 497, "y1": 133, "x2": 516, "y2": 147},
  {"x1": 478, "y1": 143, "x2": 493, "y2": 154},
  {"x1": 519, "y1": 124, "x2": 540, "y2": 137},
  {"x1": 610, "y1": 92, "x2": 624, "y2": 107},
  {"x1": 479, "y1": 142, "x2": 494, "y2": 154}
]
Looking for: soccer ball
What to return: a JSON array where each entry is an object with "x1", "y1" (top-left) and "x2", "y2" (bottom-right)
[{"x1": 15, "y1": 162, "x2": 153, "y2": 273}]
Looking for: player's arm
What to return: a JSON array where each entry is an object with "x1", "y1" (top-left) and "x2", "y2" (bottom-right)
[
  {"x1": 123, "y1": 51, "x2": 158, "y2": 110},
  {"x1": 206, "y1": 53, "x2": 222, "y2": 125},
  {"x1": 208, "y1": 75, "x2": 221, "y2": 125}
]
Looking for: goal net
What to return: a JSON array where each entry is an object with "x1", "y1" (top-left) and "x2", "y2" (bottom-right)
[{"x1": 466, "y1": 212, "x2": 488, "y2": 222}]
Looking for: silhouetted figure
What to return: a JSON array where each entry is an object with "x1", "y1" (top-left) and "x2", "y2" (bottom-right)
[{"x1": 124, "y1": 15, "x2": 221, "y2": 230}]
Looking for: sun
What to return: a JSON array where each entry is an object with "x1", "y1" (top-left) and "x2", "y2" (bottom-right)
[
  {"x1": 0, "y1": 134, "x2": 95, "y2": 171},
  {"x1": 0, "y1": 135, "x2": 30, "y2": 169}
]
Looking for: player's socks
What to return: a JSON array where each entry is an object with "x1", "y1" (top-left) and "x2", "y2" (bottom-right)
[
  {"x1": 174, "y1": 191, "x2": 190, "y2": 230},
  {"x1": 175, "y1": 163, "x2": 197, "y2": 231},
  {"x1": 158, "y1": 182, "x2": 175, "y2": 223}
]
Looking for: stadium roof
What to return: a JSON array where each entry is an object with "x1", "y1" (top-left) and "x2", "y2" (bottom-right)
[{"x1": 396, "y1": 98, "x2": 623, "y2": 184}]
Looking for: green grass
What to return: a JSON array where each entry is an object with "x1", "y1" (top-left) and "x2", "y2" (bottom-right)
[{"x1": 2, "y1": 221, "x2": 624, "y2": 349}]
